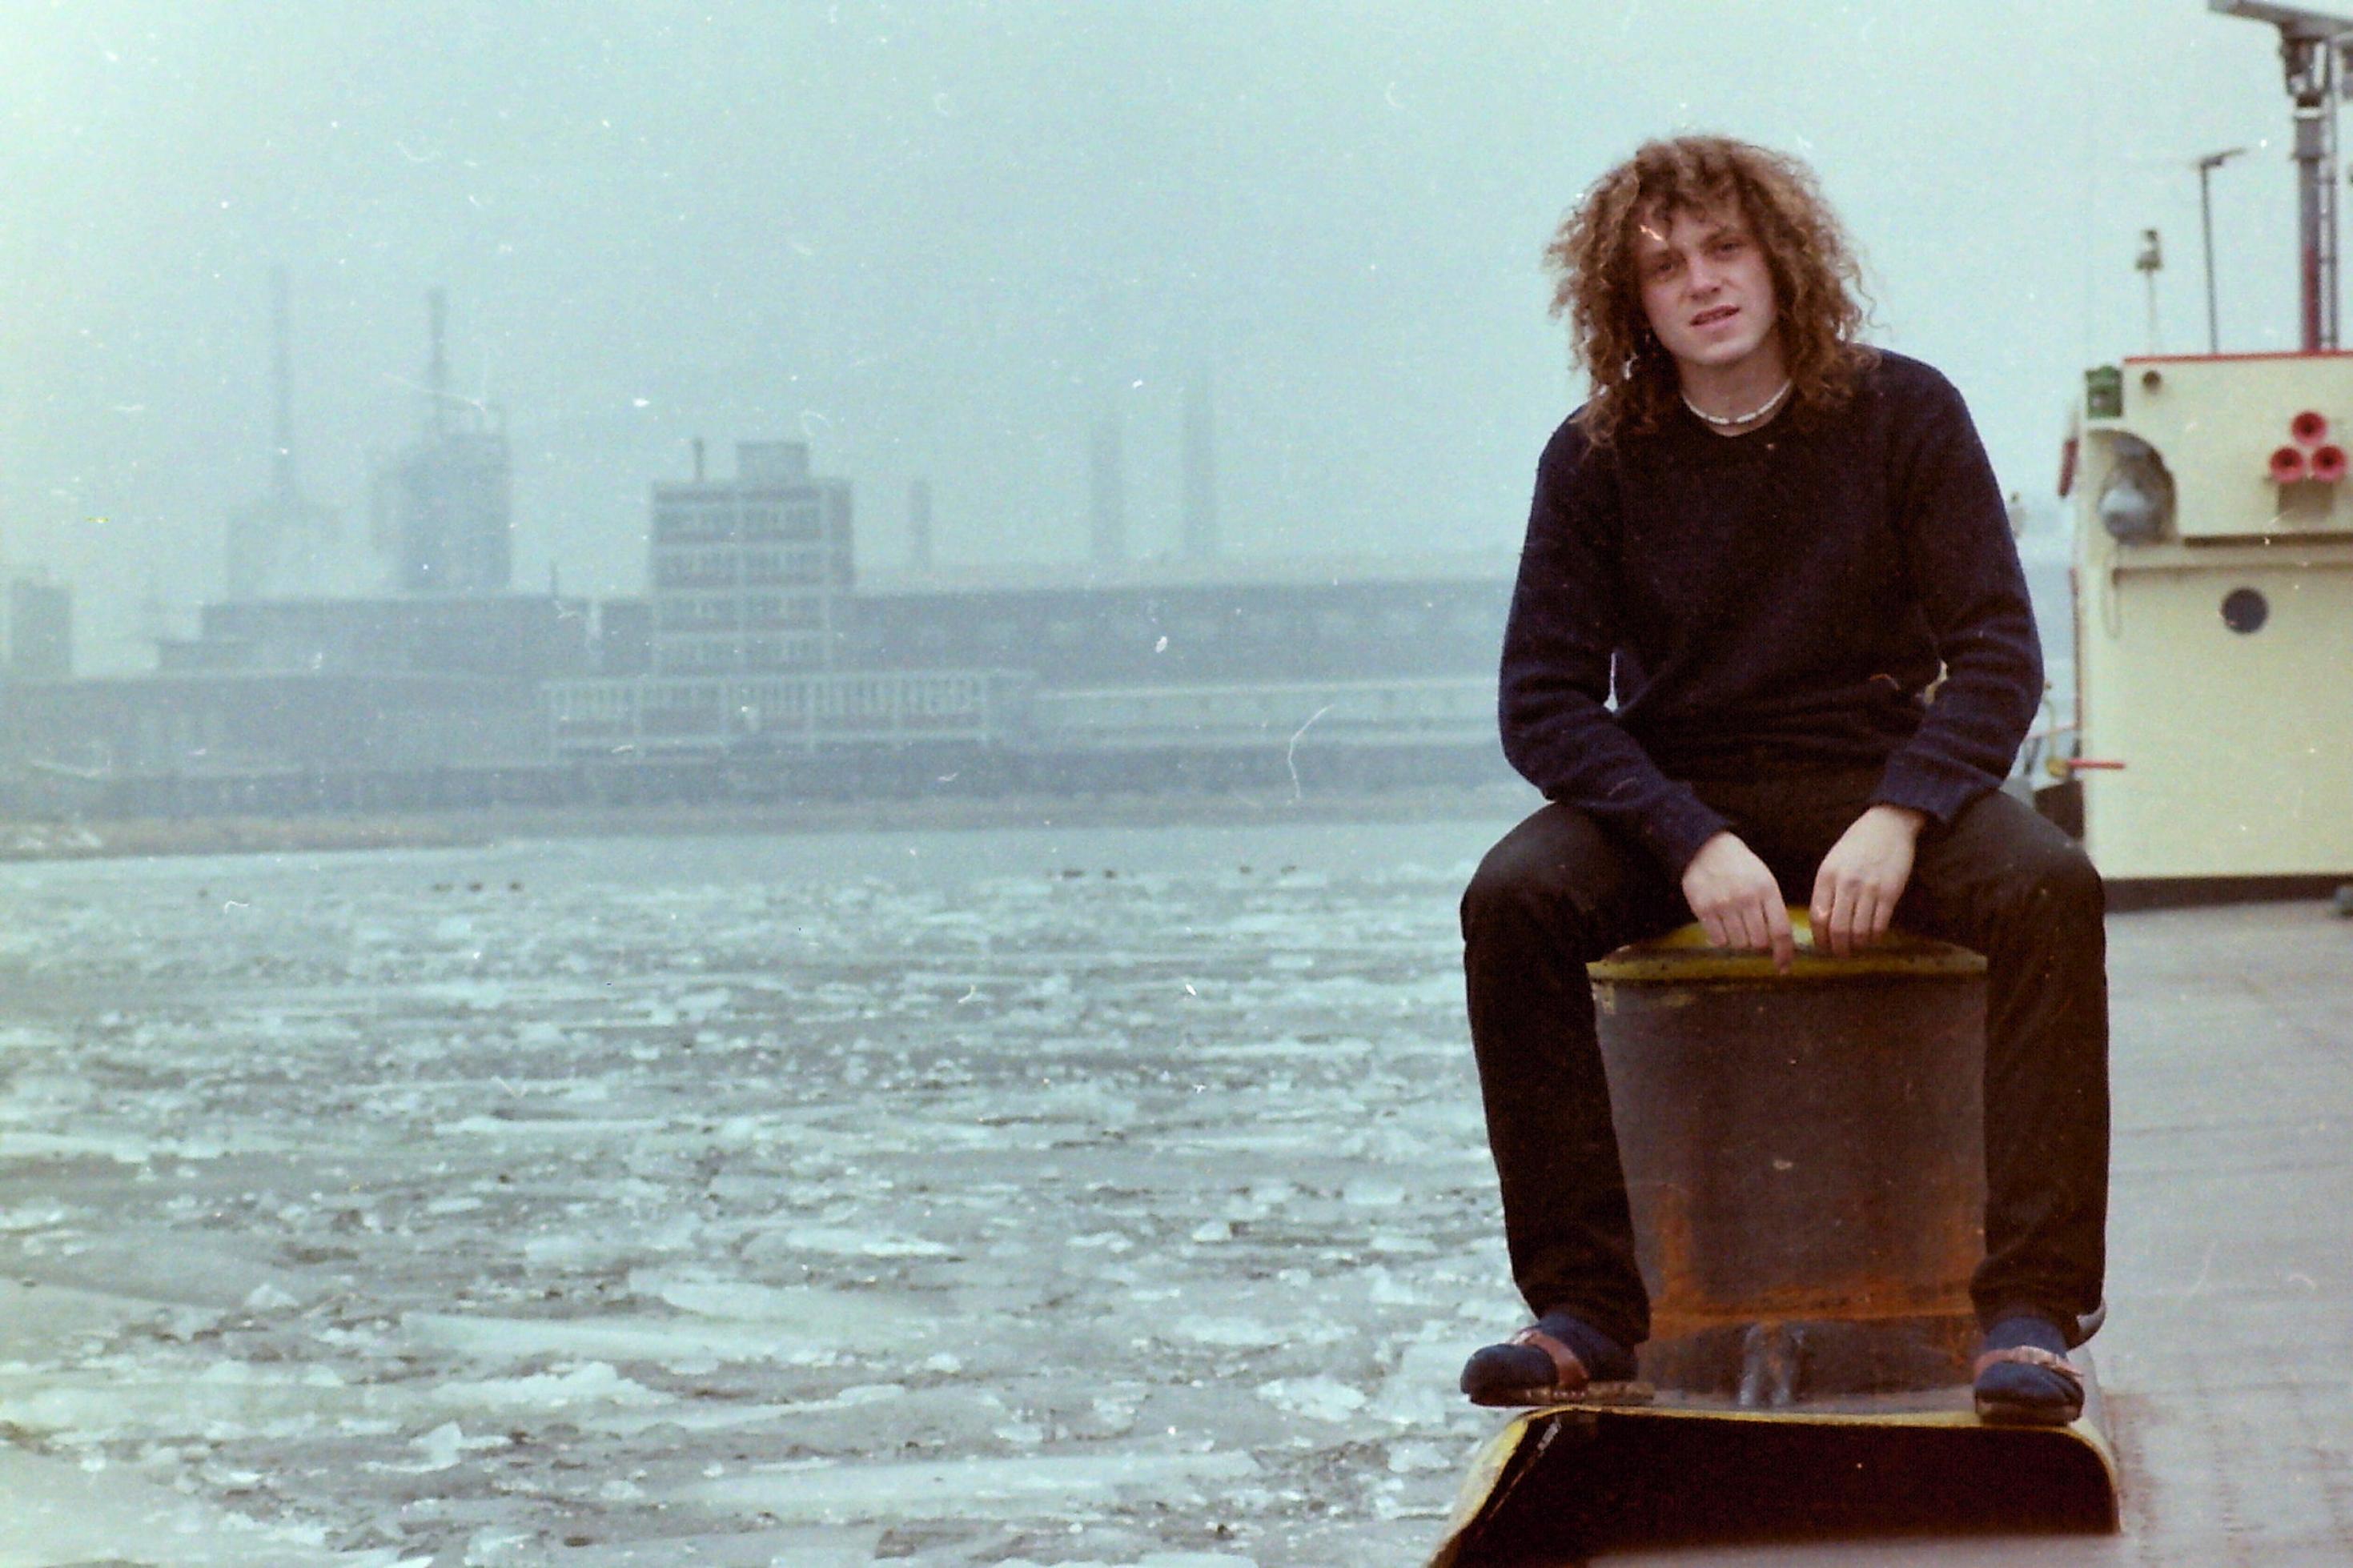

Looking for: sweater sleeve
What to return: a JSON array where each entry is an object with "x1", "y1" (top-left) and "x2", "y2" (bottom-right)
[
  {"x1": 1869, "y1": 372, "x2": 2045, "y2": 824},
  {"x1": 1499, "y1": 431, "x2": 1732, "y2": 876}
]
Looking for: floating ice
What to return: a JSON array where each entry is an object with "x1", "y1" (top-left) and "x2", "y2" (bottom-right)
[
  {"x1": 1342, "y1": 1178, "x2": 1407, "y2": 1208},
  {"x1": 1171, "y1": 1317, "x2": 1284, "y2": 1349},
  {"x1": 778, "y1": 1225, "x2": 953, "y2": 1257},
  {"x1": 685, "y1": 1449, "x2": 1260, "y2": 1523},
  {"x1": 0, "y1": 820, "x2": 1514, "y2": 1556},
  {"x1": 1253, "y1": 1377, "x2": 1367, "y2": 1422},
  {"x1": 430, "y1": 1360, "x2": 662, "y2": 1412}
]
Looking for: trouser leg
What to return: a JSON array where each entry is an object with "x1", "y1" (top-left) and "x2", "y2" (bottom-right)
[
  {"x1": 1897, "y1": 788, "x2": 2110, "y2": 1330},
  {"x1": 1460, "y1": 802, "x2": 1685, "y2": 1349}
]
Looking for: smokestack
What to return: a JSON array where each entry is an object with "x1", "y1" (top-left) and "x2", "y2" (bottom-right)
[
  {"x1": 908, "y1": 478, "x2": 934, "y2": 573},
  {"x1": 427, "y1": 287, "x2": 450, "y2": 435},
  {"x1": 230, "y1": 267, "x2": 330, "y2": 601},
  {"x1": 1182, "y1": 374, "x2": 1217, "y2": 561},
  {"x1": 271, "y1": 266, "x2": 295, "y2": 501},
  {"x1": 1089, "y1": 415, "x2": 1126, "y2": 567},
  {"x1": 692, "y1": 436, "x2": 706, "y2": 483}
]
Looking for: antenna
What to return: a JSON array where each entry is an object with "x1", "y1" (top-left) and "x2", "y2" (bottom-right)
[{"x1": 2211, "y1": 2, "x2": 2353, "y2": 347}]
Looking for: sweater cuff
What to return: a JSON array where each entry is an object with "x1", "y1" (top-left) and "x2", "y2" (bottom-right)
[
  {"x1": 1642, "y1": 790, "x2": 1734, "y2": 877},
  {"x1": 1871, "y1": 752, "x2": 1994, "y2": 828}
]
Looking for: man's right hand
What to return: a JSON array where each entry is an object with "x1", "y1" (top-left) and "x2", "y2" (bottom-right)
[{"x1": 1679, "y1": 832, "x2": 1794, "y2": 972}]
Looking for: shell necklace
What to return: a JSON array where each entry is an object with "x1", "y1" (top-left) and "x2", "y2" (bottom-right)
[{"x1": 1683, "y1": 378, "x2": 1793, "y2": 428}]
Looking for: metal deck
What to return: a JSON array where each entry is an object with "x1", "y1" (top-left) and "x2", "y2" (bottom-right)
[{"x1": 1444, "y1": 896, "x2": 2353, "y2": 1564}]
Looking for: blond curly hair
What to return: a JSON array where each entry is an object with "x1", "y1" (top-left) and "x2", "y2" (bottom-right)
[{"x1": 1544, "y1": 134, "x2": 1875, "y2": 449}]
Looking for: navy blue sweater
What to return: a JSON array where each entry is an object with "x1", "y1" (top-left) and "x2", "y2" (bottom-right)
[{"x1": 1499, "y1": 351, "x2": 2042, "y2": 875}]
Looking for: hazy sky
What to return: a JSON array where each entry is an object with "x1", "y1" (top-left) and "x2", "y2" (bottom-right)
[{"x1": 0, "y1": 0, "x2": 2321, "y2": 670}]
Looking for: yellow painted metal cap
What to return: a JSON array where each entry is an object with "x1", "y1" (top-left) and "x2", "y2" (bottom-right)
[{"x1": 1586, "y1": 905, "x2": 1987, "y2": 982}]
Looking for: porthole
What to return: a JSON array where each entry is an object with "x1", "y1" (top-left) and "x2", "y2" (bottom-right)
[{"x1": 2221, "y1": 587, "x2": 2268, "y2": 634}]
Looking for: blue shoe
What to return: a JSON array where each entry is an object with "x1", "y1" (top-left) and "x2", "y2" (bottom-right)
[
  {"x1": 1460, "y1": 1310, "x2": 1646, "y2": 1407},
  {"x1": 1973, "y1": 1309, "x2": 2085, "y2": 1426}
]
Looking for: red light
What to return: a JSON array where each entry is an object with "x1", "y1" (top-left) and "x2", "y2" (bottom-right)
[
  {"x1": 2292, "y1": 409, "x2": 2331, "y2": 446},
  {"x1": 2314, "y1": 445, "x2": 2348, "y2": 482},
  {"x1": 2271, "y1": 445, "x2": 2312, "y2": 482}
]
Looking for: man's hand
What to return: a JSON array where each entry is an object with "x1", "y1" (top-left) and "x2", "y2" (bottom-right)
[
  {"x1": 1809, "y1": 804, "x2": 1928, "y2": 957},
  {"x1": 1680, "y1": 832, "x2": 1793, "y2": 972}
]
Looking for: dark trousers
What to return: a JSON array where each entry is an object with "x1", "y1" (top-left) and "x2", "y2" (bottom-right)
[{"x1": 1460, "y1": 768, "x2": 2109, "y2": 1351}]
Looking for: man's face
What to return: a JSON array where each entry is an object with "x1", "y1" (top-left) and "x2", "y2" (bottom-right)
[{"x1": 1631, "y1": 202, "x2": 1781, "y2": 378}]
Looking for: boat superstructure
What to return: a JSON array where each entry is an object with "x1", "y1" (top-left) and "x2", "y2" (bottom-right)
[{"x1": 2062, "y1": 2, "x2": 2353, "y2": 892}]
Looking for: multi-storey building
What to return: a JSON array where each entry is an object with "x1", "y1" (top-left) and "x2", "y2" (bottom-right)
[
  {"x1": 373, "y1": 291, "x2": 513, "y2": 596},
  {"x1": 648, "y1": 441, "x2": 853, "y2": 675},
  {"x1": 376, "y1": 426, "x2": 512, "y2": 595},
  {"x1": 3, "y1": 574, "x2": 72, "y2": 680}
]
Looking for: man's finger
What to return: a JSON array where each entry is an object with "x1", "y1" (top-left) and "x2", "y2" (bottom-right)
[
  {"x1": 1869, "y1": 887, "x2": 1897, "y2": 940},
  {"x1": 1829, "y1": 880, "x2": 1861, "y2": 958},
  {"x1": 1746, "y1": 897, "x2": 1779, "y2": 954},
  {"x1": 1851, "y1": 889, "x2": 1881, "y2": 949},
  {"x1": 1765, "y1": 900, "x2": 1796, "y2": 972}
]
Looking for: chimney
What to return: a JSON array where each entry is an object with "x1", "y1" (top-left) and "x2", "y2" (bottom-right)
[
  {"x1": 908, "y1": 478, "x2": 934, "y2": 573},
  {"x1": 692, "y1": 436, "x2": 706, "y2": 483},
  {"x1": 1089, "y1": 415, "x2": 1126, "y2": 567},
  {"x1": 427, "y1": 287, "x2": 449, "y2": 435},
  {"x1": 1182, "y1": 374, "x2": 1218, "y2": 561}
]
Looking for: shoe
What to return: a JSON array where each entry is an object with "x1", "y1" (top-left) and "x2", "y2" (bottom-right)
[
  {"x1": 1459, "y1": 1310, "x2": 1649, "y2": 1408},
  {"x1": 1973, "y1": 1309, "x2": 2085, "y2": 1426}
]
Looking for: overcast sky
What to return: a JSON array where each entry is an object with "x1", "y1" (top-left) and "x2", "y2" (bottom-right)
[{"x1": 0, "y1": 0, "x2": 2323, "y2": 670}]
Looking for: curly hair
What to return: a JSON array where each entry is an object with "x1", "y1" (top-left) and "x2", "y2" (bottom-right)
[{"x1": 1544, "y1": 134, "x2": 1875, "y2": 450}]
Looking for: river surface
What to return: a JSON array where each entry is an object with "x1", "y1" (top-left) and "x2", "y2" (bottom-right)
[{"x1": 0, "y1": 814, "x2": 1534, "y2": 1567}]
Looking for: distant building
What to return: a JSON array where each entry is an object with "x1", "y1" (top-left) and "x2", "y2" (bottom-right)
[
  {"x1": 845, "y1": 552, "x2": 1508, "y2": 688},
  {"x1": 375, "y1": 426, "x2": 512, "y2": 595},
  {"x1": 156, "y1": 595, "x2": 589, "y2": 682},
  {"x1": 594, "y1": 598, "x2": 653, "y2": 677},
  {"x1": 906, "y1": 479, "x2": 934, "y2": 575},
  {"x1": 374, "y1": 290, "x2": 512, "y2": 596},
  {"x1": 832, "y1": 552, "x2": 1513, "y2": 789},
  {"x1": 4, "y1": 574, "x2": 71, "y2": 680},
  {"x1": 0, "y1": 672, "x2": 551, "y2": 817},
  {"x1": 648, "y1": 440, "x2": 853, "y2": 675},
  {"x1": 1182, "y1": 376, "x2": 1218, "y2": 560}
]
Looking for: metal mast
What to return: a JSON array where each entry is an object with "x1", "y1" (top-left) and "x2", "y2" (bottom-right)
[
  {"x1": 271, "y1": 266, "x2": 298, "y2": 503},
  {"x1": 2214, "y1": 2, "x2": 2353, "y2": 349},
  {"x1": 2195, "y1": 147, "x2": 2247, "y2": 353}
]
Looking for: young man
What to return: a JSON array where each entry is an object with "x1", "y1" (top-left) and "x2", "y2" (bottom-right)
[{"x1": 1456, "y1": 135, "x2": 2108, "y2": 1426}]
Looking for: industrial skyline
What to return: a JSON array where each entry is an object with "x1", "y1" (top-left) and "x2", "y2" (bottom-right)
[
  {"x1": 0, "y1": 2, "x2": 2315, "y2": 672},
  {"x1": 220, "y1": 268, "x2": 1235, "y2": 605}
]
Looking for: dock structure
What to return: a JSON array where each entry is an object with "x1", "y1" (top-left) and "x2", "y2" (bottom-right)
[
  {"x1": 2086, "y1": 898, "x2": 2353, "y2": 1566},
  {"x1": 1437, "y1": 894, "x2": 2353, "y2": 1563}
]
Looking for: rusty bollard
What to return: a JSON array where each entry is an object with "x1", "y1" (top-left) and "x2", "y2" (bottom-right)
[{"x1": 1588, "y1": 915, "x2": 1987, "y2": 1406}]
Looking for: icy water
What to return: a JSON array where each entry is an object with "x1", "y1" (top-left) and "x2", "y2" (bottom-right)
[{"x1": 0, "y1": 816, "x2": 1534, "y2": 1567}]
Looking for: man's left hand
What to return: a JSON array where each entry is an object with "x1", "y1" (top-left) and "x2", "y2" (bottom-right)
[{"x1": 1809, "y1": 804, "x2": 1929, "y2": 957}]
